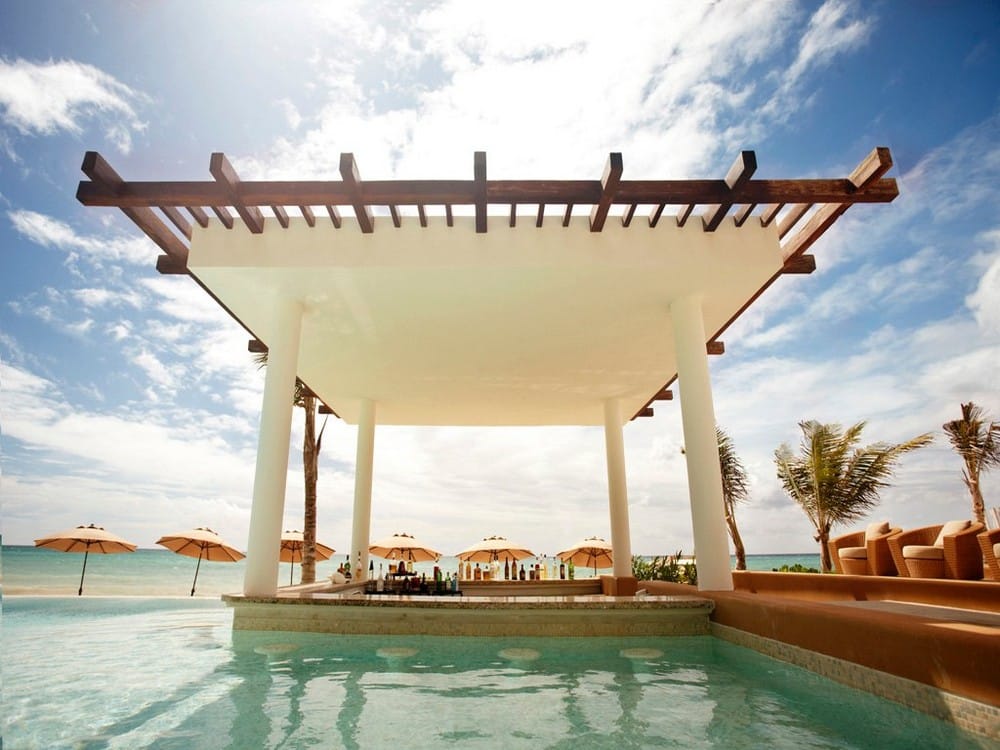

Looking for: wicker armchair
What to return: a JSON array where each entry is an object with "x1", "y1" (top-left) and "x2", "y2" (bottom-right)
[
  {"x1": 828, "y1": 523, "x2": 901, "y2": 575},
  {"x1": 887, "y1": 521, "x2": 985, "y2": 579},
  {"x1": 978, "y1": 527, "x2": 1000, "y2": 581}
]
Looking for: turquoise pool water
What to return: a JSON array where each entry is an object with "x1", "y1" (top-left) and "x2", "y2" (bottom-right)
[{"x1": 2, "y1": 597, "x2": 985, "y2": 749}]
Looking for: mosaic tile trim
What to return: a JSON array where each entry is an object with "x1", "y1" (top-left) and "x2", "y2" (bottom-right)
[{"x1": 711, "y1": 622, "x2": 999, "y2": 743}]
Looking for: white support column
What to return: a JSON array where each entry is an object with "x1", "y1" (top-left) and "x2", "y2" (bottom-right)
[
  {"x1": 670, "y1": 294, "x2": 733, "y2": 591},
  {"x1": 350, "y1": 398, "x2": 376, "y2": 581},
  {"x1": 243, "y1": 299, "x2": 303, "y2": 597},
  {"x1": 604, "y1": 398, "x2": 633, "y2": 578}
]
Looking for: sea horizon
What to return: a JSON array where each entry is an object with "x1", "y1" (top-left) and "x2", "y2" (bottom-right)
[{"x1": 1, "y1": 545, "x2": 822, "y2": 597}]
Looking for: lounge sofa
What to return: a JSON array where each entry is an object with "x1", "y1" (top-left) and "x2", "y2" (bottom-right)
[
  {"x1": 887, "y1": 520, "x2": 985, "y2": 579},
  {"x1": 828, "y1": 521, "x2": 900, "y2": 575}
]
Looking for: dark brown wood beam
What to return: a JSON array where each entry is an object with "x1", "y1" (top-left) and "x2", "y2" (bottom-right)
[
  {"x1": 445, "y1": 204, "x2": 453, "y2": 227},
  {"x1": 733, "y1": 203, "x2": 756, "y2": 227},
  {"x1": 248, "y1": 339, "x2": 267, "y2": 353},
  {"x1": 326, "y1": 205, "x2": 342, "y2": 228},
  {"x1": 211, "y1": 206, "x2": 234, "y2": 229},
  {"x1": 473, "y1": 151, "x2": 487, "y2": 233},
  {"x1": 418, "y1": 204, "x2": 427, "y2": 227},
  {"x1": 76, "y1": 175, "x2": 899, "y2": 210},
  {"x1": 318, "y1": 404, "x2": 336, "y2": 415},
  {"x1": 271, "y1": 205, "x2": 290, "y2": 229},
  {"x1": 676, "y1": 204, "x2": 694, "y2": 227},
  {"x1": 300, "y1": 205, "x2": 316, "y2": 227},
  {"x1": 509, "y1": 203, "x2": 517, "y2": 228},
  {"x1": 536, "y1": 204, "x2": 545, "y2": 228},
  {"x1": 209, "y1": 152, "x2": 264, "y2": 234},
  {"x1": 562, "y1": 204, "x2": 573, "y2": 227},
  {"x1": 703, "y1": 150, "x2": 757, "y2": 231},
  {"x1": 782, "y1": 147, "x2": 894, "y2": 262},
  {"x1": 155, "y1": 254, "x2": 187, "y2": 275},
  {"x1": 707, "y1": 341, "x2": 725, "y2": 355},
  {"x1": 589, "y1": 152, "x2": 623, "y2": 232},
  {"x1": 777, "y1": 203, "x2": 813, "y2": 240},
  {"x1": 339, "y1": 153, "x2": 373, "y2": 233},
  {"x1": 760, "y1": 203, "x2": 783, "y2": 227},
  {"x1": 389, "y1": 204, "x2": 401, "y2": 228},
  {"x1": 781, "y1": 254, "x2": 816, "y2": 274},
  {"x1": 653, "y1": 388, "x2": 673, "y2": 401},
  {"x1": 634, "y1": 407, "x2": 654, "y2": 418},
  {"x1": 186, "y1": 205, "x2": 209, "y2": 228},
  {"x1": 78, "y1": 152, "x2": 190, "y2": 263},
  {"x1": 648, "y1": 203, "x2": 665, "y2": 228},
  {"x1": 622, "y1": 203, "x2": 637, "y2": 227},
  {"x1": 159, "y1": 205, "x2": 192, "y2": 240}
]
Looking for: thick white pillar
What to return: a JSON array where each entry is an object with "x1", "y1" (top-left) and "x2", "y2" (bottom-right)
[
  {"x1": 350, "y1": 398, "x2": 376, "y2": 581},
  {"x1": 244, "y1": 299, "x2": 303, "y2": 596},
  {"x1": 604, "y1": 398, "x2": 633, "y2": 578},
  {"x1": 670, "y1": 294, "x2": 733, "y2": 591}
]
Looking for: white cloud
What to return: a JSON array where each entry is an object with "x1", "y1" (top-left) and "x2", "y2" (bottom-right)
[
  {"x1": 966, "y1": 229, "x2": 1000, "y2": 335},
  {"x1": 0, "y1": 57, "x2": 146, "y2": 153},
  {"x1": 8, "y1": 209, "x2": 154, "y2": 265}
]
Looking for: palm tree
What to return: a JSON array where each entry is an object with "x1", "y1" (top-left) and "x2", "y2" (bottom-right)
[
  {"x1": 717, "y1": 426, "x2": 749, "y2": 570},
  {"x1": 254, "y1": 353, "x2": 328, "y2": 584},
  {"x1": 774, "y1": 420, "x2": 932, "y2": 573},
  {"x1": 943, "y1": 402, "x2": 1000, "y2": 526}
]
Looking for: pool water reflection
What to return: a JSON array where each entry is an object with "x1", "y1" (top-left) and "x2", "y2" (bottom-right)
[{"x1": 2, "y1": 597, "x2": 985, "y2": 749}]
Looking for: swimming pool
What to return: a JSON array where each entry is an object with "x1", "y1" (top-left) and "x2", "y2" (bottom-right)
[{"x1": 2, "y1": 597, "x2": 986, "y2": 749}]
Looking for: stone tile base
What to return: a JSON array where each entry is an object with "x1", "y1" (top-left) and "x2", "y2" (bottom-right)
[{"x1": 712, "y1": 622, "x2": 1000, "y2": 742}]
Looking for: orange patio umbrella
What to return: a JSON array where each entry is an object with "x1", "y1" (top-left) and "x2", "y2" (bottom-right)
[
  {"x1": 34, "y1": 523, "x2": 137, "y2": 596},
  {"x1": 280, "y1": 530, "x2": 335, "y2": 586},
  {"x1": 156, "y1": 527, "x2": 245, "y2": 596}
]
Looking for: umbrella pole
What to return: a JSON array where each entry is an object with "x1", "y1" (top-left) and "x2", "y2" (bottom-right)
[
  {"x1": 290, "y1": 561, "x2": 295, "y2": 586},
  {"x1": 191, "y1": 547, "x2": 204, "y2": 597},
  {"x1": 78, "y1": 547, "x2": 90, "y2": 596}
]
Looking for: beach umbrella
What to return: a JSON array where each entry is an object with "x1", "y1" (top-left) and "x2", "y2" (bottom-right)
[
  {"x1": 456, "y1": 535, "x2": 534, "y2": 563},
  {"x1": 156, "y1": 527, "x2": 245, "y2": 596},
  {"x1": 557, "y1": 536, "x2": 614, "y2": 575},
  {"x1": 369, "y1": 532, "x2": 441, "y2": 563},
  {"x1": 280, "y1": 530, "x2": 335, "y2": 585},
  {"x1": 34, "y1": 523, "x2": 137, "y2": 596}
]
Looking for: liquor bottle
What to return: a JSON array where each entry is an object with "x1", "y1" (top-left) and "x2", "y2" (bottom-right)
[
  {"x1": 474, "y1": 563, "x2": 482, "y2": 581},
  {"x1": 464, "y1": 560, "x2": 472, "y2": 580},
  {"x1": 343, "y1": 555, "x2": 352, "y2": 580},
  {"x1": 376, "y1": 564, "x2": 385, "y2": 592},
  {"x1": 519, "y1": 563, "x2": 526, "y2": 581},
  {"x1": 369, "y1": 559, "x2": 374, "y2": 580},
  {"x1": 568, "y1": 559, "x2": 575, "y2": 580},
  {"x1": 451, "y1": 572, "x2": 458, "y2": 592},
  {"x1": 504, "y1": 557, "x2": 510, "y2": 580},
  {"x1": 540, "y1": 558, "x2": 547, "y2": 580},
  {"x1": 357, "y1": 552, "x2": 363, "y2": 579},
  {"x1": 559, "y1": 559, "x2": 566, "y2": 579}
]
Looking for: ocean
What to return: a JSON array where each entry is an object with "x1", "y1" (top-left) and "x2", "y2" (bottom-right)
[{"x1": 1, "y1": 545, "x2": 821, "y2": 596}]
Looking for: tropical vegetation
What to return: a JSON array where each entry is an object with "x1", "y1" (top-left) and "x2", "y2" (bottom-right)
[
  {"x1": 943, "y1": 402, "x2": 1000, "y2": 527},
  {"x1": 774, "y1": 420, "x2": 933, "y2": 573},
  {"x1": 717, "y1": 426, "x2": 749, "y2": 570},
  {"x1": 632, "y1": 552, "x2": 698, "y2": 585}
]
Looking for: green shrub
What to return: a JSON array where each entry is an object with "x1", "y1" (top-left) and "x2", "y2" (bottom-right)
[
  {"x1": 632, "y1": 552, "x2": 698, "y2": 585},
  {"x1": 771, "y1": 563, "x2": 820, "y2": 573}
]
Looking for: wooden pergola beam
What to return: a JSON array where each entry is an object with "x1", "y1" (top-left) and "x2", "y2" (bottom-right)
[
  {"x1": 339, "y1": 153, "x2": 373, "y2": 233},
  {"x1": 209, "y1": 152, "x2": 264, "y2": 234},
  {"x1": 248, "y1": 339, "x2": 267, "y2": 353},
  {"x1": 589, "y1": 152, "x2": 623, "y2": 232},
  {"x1": 703, "y1": 150, "x2": 757, "y2": 231},
  {"x1": 78, "y1": 152, "x2": 190, "y2": 264},
  {"x1": 473, "y1": 151, "x2": 487, "y2": 233}
]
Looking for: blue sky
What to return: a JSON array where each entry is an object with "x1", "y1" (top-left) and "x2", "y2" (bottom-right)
[{"x1": 2, "y1": 0, "x2": 998, "y2": 558}]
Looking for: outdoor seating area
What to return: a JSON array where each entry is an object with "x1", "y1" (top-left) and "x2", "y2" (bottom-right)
[{"x1": 828, "y1": 520, "x2": 994, "y2": 580}]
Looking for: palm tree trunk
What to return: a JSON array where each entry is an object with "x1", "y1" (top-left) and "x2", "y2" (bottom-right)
[
  {"x1": 817, "y1": 523, "x2": 833, "y2": 573},
  {"x1": 968, "y1": 476, "x2": 985, "y2": 526},
  {"x1": 726, "y1": 512, "x2": 746, "y2": 570},
  {"x1": 301, "y1": 395, "x2": 318, "y2": 584}
]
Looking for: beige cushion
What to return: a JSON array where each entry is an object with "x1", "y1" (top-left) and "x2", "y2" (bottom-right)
[
  {"x1": 993, "y1": 542, "x2": 1000, "y2": 559},
  {"x1": 903, "y1": 545, "x2": 944, "y2": 560},
  {"x1": 933, "y1": 519, "x2": 970, "y2": 547},
  {"x1": 865, "y1": 521, "x2": 891, "y2": 541},
  {"x1": 839, "y1": 546, "x2": 868, "y2": 560}
]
